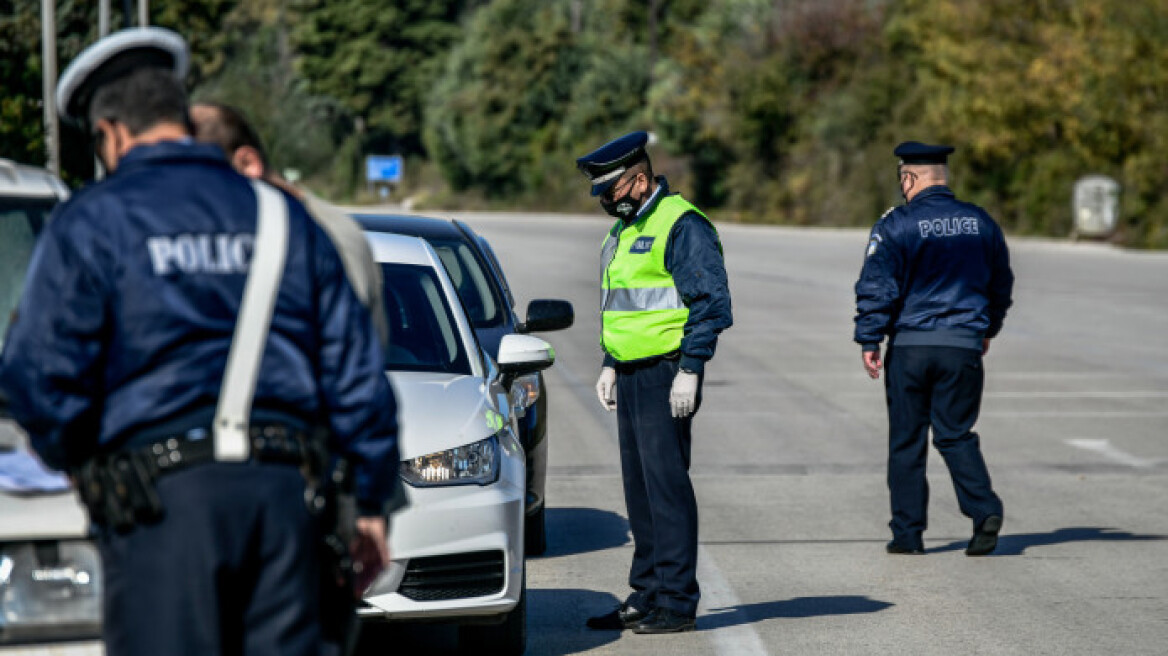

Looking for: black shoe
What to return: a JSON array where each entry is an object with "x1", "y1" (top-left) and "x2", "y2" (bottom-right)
[
  {"x1": 886, "y1": 540, "x2": 925, "y2": 555},
  {"x1": 966, "y1": 515, "x2": 1003, "y2": 556},
  {"x1": 631, "y1": 607, "x2": 696, "y2": 634},
  {"x1": 586, "y1": 602, "x2": 651, "y2": 630}
]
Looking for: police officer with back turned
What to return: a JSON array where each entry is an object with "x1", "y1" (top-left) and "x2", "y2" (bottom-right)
[
  {"x1": 579, "y1": 132, "x2": 732, "y2": 634},
  {"x1": 854, "y1": 141, "x2": 1014, "y2": 557},
  {"x1": 0, "y1": 28, "x2": 399, "y2": 655}
]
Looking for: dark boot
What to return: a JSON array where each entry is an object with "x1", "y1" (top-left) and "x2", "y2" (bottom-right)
[
  {"x1": 966, "y1": 515, "x2": 1003, "y2": 556},
  {"x1": 630, "y1": 607, "x2": 696, "y2": 634},
  {"x1": 586, "y1": 601, "x2": 651, "y2": 630}
]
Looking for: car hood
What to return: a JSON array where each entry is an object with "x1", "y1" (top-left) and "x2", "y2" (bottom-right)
[
  {"x1": 386, "y1": 371, "x2": 502, "y2": 459},
  {"x1": 0, "y1": 489, "x2": 89, "y2": 542},
  {"x1": 0, "y1": 423, "x2": 88, "y2": 541}
]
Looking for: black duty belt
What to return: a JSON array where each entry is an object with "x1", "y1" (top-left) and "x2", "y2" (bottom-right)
[
  {"x1": 76, "y1": 423, "x2": 320, "y2": 533},
  {"x1": 141, "y1": 423, "x2": 316, "y2": 474}
]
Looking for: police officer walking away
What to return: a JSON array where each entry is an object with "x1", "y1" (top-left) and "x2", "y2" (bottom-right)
[
  {"x1": 579, "y1": 132, "x2": 732, "y2": 633},
  {"x1": 0, "y1": 29, "x2": 399, "y2": 655},
  {"x1": 854, "y1": 142, "x2": 1014, "y2": 557}
]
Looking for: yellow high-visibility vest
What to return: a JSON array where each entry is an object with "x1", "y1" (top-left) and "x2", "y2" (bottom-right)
[{"x1": 600, "y1": 194, "x2": 720, "y2": 361}]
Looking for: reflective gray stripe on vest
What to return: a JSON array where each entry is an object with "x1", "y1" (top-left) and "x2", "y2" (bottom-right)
[
  {"x1": 604, "y1": 286, "x2": 684, "y2": 312},
  {"x1": 600, "y1": 234, "x2": 620, "y2": 311}
]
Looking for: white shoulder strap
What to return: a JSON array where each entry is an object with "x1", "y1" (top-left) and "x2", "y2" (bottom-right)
[{"x1": 213, "y1": 181, "x2": 290, "y2": 461}]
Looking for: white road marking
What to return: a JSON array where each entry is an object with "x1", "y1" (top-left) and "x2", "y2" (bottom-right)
[
  {"x1": 697, "y1": 544, "x2": 771, "y2": 656},
  {"x1": 1065, "y1": 439, "x2": 1161, "y2": 468},
  {"x1": 982, "y1": 391, "x2": 1168, "y2": 399}
]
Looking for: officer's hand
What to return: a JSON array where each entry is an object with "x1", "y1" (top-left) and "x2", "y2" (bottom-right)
[
  {"x1": 863, "y1": 349, "x2": 883, "y2": 379},
  {"x1": 670, "y1": 370, "x2": 699, "y2": 418},
  {"x1": 351, "y1": 516, "x2": 389, "y2": 597},
  {"x1": 596, "y1": 367, "x2": 617, "y2": 411},
  {"x1": 982, "y1": 338, "x2": 991, "y2": 356}
]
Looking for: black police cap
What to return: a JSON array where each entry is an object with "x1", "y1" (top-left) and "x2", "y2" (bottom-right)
[
  {"x1": 576, "y1": 131, "x2": 649, "y2": 197},
  {"x1": 894, "y1": 141, "x2": 954, "y2": 165},
  {"x1": 56, "y1": 27, "x2": 189, "y2": 130}
]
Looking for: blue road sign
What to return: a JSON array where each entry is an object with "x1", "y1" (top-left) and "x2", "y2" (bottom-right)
[{"x1": 366, "y1": 155, "x2": 403, "y2": 183}]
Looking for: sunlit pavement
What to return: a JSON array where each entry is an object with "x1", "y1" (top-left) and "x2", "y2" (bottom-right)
[{"x1": 351, "y1": 213, "x2": 1167, "y2": 656}]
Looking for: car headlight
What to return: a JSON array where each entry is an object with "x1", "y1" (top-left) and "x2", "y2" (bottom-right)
[
  {"x1": 400, "y1": 435, "x2": 500, "y2": 487},
  {"x1": 0, "y1": 540, "x2": 102, "y2": 643}
]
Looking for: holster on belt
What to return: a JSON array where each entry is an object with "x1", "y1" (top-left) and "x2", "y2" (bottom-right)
[
  {"x1": 73, "y1": 450, "x2": 165, "y2": 534},
  {"x1": 305, "y1": 429, "x2": 359, "y2": 651}
]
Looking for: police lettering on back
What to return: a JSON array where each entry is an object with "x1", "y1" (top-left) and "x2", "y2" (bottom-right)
[
  {"x1": 918, "y1": 216, "x2": 980, "y2": 239},
  {"x1": 147, "y1": 233, "x2": 254, "y2": 275}
]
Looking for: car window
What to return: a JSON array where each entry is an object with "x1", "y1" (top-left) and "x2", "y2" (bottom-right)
[
  {"x1": 476, "y1": 236, "x2": 515, "y2": 309},
  {"x1": 427, "y1": 238, "x2": 506, "y2": 329},
  {"x1": 0, "y1": 198, "x2": 53, "y2": 349},
  {"x1": 380, "y1": 262, "x2": 472, "y2": 375}
]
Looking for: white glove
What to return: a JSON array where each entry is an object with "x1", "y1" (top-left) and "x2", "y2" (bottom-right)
[
  {"x1": 670, "y1": 370, "x2": 699, "y2": 418},
  {"x1": 595, "y1": 367, "x2": 617, "y2": 412}
]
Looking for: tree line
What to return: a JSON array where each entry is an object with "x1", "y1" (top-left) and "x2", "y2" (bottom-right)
[{"x1": 2, "y1": 0, "x2": 1165, "y2": 246}]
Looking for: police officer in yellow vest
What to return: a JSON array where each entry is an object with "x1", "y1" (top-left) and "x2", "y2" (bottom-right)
[{"x1": 579, "y1": 132, "x2": 732, "y2": 634}]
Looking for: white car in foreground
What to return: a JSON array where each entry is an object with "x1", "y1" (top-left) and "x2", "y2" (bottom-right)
[
  {"x1": 357, "y1": 232, "x2": 554, "y2": 655},
  {"x1": 0, "y1": 159, "x2": 102, "y2": 654}
]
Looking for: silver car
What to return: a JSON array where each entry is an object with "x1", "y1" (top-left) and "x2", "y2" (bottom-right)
[
  {"x1": 0, "y1": 159, "x2": 103, "y2": 653},
  {"x1": 357, "y1": 232, "x2": 554, "y2": 656}
]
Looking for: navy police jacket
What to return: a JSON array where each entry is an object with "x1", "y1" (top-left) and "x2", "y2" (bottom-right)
[
  {"x1": 0, "y1": 141, "x2": 399, "y2": 511},
  {"x1": 853, "y1": 185, "x2": 1014, "y2": 351},
  {"x1": 602, "y1": 177, "x2": 733, "y2": 374}
]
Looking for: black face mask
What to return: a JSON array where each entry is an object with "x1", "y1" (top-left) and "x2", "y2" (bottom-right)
[
  {"x1": 601, "y1": 175, "x2": 642, "y2": 220},
  {"x1": 601, "y1": 192, "x2": 639, "y2": 220}
]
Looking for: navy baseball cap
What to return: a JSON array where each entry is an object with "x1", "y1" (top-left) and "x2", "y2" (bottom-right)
[
  {"x1": 894, "y1": 141, "x2": 954, "y2": 165},
  {"x1": 56, "y1": 27, "x2": 189, "y2": 130},
  {"x1": 576, "y1": 131, "x2": 649, "y2": 197}
]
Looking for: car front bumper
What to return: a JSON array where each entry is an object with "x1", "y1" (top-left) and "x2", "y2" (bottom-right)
[{"x1": 358, "y1": 448, "x2": 525, "y2": 623}]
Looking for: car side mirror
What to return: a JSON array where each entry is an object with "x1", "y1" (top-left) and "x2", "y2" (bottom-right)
[
  {"x1": 519, "y1": 299, "x2": 574, "y2": 333},
  {"x1": 497, "y1": 334, "x2": 556, "y2": 382}
]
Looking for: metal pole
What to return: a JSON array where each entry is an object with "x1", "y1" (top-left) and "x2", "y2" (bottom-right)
[
  {"x1": 96, "y1": 0, "x2": 112, "y2": 180},
  {"x1": 138, "y1": 0, "x2": 148, "y2": 26},
  {"x1": 41, "y1": 0, "x2": 60, "y2": 175},
  {"x1": 99, "y1": 0, "x2": 110, "y2": 36}
]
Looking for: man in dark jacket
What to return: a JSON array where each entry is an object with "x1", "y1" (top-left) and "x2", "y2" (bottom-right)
[
  {"x1": 0, "y1": 28, "x2": 398, "y2": 655},
  {"x1": 854, "y1": 141, "x2": 1014, "y2": 557},
  {"x1": 580, "y1": 132, "x2": 732, "y2": 634}
]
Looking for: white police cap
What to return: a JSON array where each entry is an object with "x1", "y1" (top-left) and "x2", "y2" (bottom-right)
[{"x1": 56, "y1": 27, "x2": 189, "y2": 128}]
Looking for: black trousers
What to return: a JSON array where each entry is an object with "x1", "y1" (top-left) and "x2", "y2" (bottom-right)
[
  {"x1": 98, "y1": 461, "x2": 321, "y2": 656},
  {"x1": 616, "y1": 357, "x2": 700, "y2": 616},
  {"x1": 884, "y1": 346, "x2": 1003, "y2": 548}
]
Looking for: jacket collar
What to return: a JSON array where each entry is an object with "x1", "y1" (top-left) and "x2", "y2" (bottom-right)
[
  {"x1": 909, "y1": 185, "x2": 954, "y2": 204},
  {"x1": 114, "y1": 139, "x2": 231, "y2": 175}
]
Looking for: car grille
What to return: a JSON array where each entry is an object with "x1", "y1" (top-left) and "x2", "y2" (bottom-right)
[{"x1": 398, "y1": 550, "x2": 506, "y2": 602}]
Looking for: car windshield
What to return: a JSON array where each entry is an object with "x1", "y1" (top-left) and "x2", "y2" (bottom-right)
[
  {"x1": 0, "y1": 197, "x2": 53, "y2": 349},
  {"x1": 427, "y1": 238, "x2": 506, "y2": 329},
  {"x1": 380, "y1": 262, "x2": 472, "y2": 375}
]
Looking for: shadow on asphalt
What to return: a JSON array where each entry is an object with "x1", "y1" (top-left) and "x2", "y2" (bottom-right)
[
  {"x1": 700, "y1": 596, "x2": 894, "y2": 631},
  {"x1": 537, "y1": 507, "x2": 630, "y2": 559},
  {"x1": 354, "y1": 588, "x2": 623, "y2": 656},
  {"x1": 527, "y1": 588, "x2": 623, "y2": 655},
  {"x1": 930, "y1": 526, "x2": 1168, "y2": 556}
]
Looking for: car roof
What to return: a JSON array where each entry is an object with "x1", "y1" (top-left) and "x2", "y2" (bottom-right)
[
  {"x1": 0, "y1": 159, "x2": 69, "y2": 200},
  {"x1": 364, "y1": 231, "x2": 443, "y2": 267},
  {"x1": 352, "y1": 213, "x2": 468, "y2": 242}
]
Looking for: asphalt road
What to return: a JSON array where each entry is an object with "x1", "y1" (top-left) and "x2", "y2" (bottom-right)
[
  {"x1": 361, "y1": 212, "x2": 1168, "y2": 656},
  {"x1": 9, "y1": 214, "x2": 1163, "y2": 656}
]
